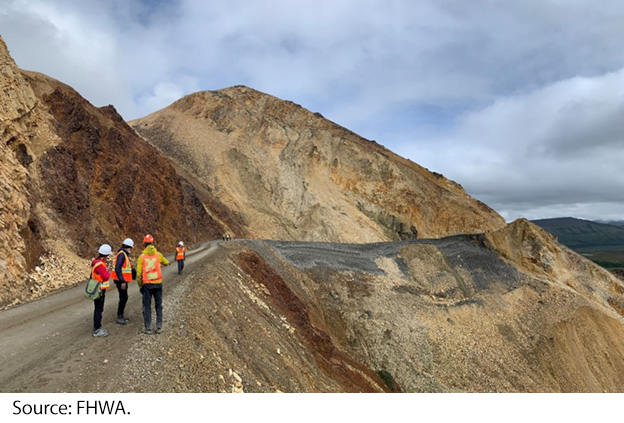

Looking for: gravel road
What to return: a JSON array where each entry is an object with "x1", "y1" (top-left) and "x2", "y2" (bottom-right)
[{"x1": 0, "y1": 241, "x2": 220, "y2": 393}]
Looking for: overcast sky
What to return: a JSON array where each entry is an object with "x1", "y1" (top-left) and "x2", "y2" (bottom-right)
[{"x1": 2, "y1": 0, "x2": 624, "y2": 222}]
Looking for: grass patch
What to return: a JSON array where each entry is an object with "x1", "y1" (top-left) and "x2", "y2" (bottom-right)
[{"x1": 583, "y1": 250, "x2": 624, "y2": 270}]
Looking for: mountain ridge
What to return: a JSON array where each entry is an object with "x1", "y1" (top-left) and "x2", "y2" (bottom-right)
[
  {"x1": 130, "y1": 85, "x2": 506, "y2": 243},
  {"x1": 532, "y1": 216, "x2": 624, "y2": 251}
]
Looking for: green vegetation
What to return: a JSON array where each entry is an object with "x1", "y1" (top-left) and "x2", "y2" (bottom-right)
[
  {"x1": 376, "y1": 370, "x2": 395, "y2": 391},
  {"x1": 583, "y1": 251, "x2": 624, "y2": 269},
  {"x1": 532, "y1": 217, "x2": 624, "y2": 251},
  {"x1": 532, "y1": 217, "x2": 624, "y2": 269}
]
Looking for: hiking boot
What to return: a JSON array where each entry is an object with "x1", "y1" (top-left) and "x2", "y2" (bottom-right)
[
  {"x1": 116, "y1": 317, "x2": 129, "y2": 325},
  {"x1": 156, "y1": 327, "x2": 163, "y2": 334},
  {"x1": 143, "y1": 328, "x2": 153, "y2": 335},
  {"x1": 93, "y1": 328, "x2": 108, "y2": 337}
]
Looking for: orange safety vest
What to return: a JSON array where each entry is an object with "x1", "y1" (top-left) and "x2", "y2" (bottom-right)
[
  {"x1": 111, "y1": 250, "x2": 133, "y2": 282},
  {"x1": 176, "y1": 246, "x2": 186, "y2": 260},
  {"x1": 92, "y1": 261, "x2": 110, "y2": 291},
  {"x1": 141, "y1": 253, "x2": 163, "y2": 284}
]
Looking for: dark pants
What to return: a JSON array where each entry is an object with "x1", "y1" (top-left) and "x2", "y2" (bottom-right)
[
  {"x1": 114, "y1": 280, "x2": 128, "y2": 318},
  {"x1": 177, "y1": 259, "x2": 184, "y2": 274},
  {"x1": 93, "y1": 290, "x2": 106, "y2": 331},
  {"x1": 141, "y1": 284, "x2": 163, "y2": 330}
]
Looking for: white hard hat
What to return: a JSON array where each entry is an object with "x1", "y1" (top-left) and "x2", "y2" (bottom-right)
[
  {"x1": 123, "y1": 238, "x2": 134, "y2": 248},
  {"x1": 98, "y1": 244, "x2": 113, "y2": 255},
  {"x1": 179, "y1": 241, "x2": 184, "y2": 246}
]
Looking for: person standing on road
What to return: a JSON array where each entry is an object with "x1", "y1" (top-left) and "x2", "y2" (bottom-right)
[
  {"x1": 136, "y1": 234, "x2": 169, "y2": 334},
  {"x1": 175, "y1": 241, "x2": 187, "y2": 275},
  {"x1": 110, "y1": 238, "x2": 136, "y2": 325},
  {"x1": 92, "y1": 244, "x2": 112, "y2": 337}
]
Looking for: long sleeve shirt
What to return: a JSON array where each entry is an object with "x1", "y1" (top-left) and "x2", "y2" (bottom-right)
[
  {"x1": 91, "y1": 257, "x2": 110, "y2": 282},
  {"x1": 136, "y1": 245, "x2": 169, "y2": 287}
]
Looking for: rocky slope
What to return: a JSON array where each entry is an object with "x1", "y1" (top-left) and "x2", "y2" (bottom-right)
[
  {"x1": 130, "y1": 87, "x2": 506, "y2": 242},
  {"x1": 0, "y1": 37, "x2": 230, "y2": 308},
  {"x1": 122, "y1": 225, "x2": 624, "y2": 392},
  {"x1": 1, "y1": 36, "x2": 52, "y2": 307}
]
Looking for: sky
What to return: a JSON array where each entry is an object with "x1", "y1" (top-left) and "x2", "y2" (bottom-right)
[{"x1": 1, "y1": 0, "x2": 624, "y2": 222}]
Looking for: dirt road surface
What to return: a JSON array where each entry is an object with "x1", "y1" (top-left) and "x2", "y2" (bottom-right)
[{"x1": 0, "y1": 241, "x2": 221, "y2": 393}]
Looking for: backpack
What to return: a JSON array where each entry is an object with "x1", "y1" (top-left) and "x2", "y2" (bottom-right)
[
  {"x1": 85, "y1": 261, "x2": 104, "y2": 300},
  {"x1": 85, "y1": 278, "x2": 101, "y2": 300}
]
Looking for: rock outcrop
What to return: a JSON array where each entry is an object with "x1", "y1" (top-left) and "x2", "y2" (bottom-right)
[
  {"x1": 131, "y1": 87, "x2": 506, "y2": 242},
  {"x1": 0, "y1": 36, "x2": 44, "y2": 306}
]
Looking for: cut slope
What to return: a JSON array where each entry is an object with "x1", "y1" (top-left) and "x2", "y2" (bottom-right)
[{"x1": 0, "y1": 37, "x2": 231, "y2": 308}]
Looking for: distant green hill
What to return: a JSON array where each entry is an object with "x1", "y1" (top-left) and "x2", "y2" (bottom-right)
[
  {"x1": 531, "y1": 217, "x2": 624, "y2": 252},
  {"x1": 597, "y1": 220, "x2": 624, "y2": 228}
]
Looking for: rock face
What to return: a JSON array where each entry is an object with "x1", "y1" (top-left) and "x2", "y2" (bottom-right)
[
  {"x1": 0, "y1": 37, "x2": 229, "y2": 308},
  {"x1": 131, "y1": 87, "x2": 506, "y2": 242},
  {"x1": 0, "y1": 36, "x2": 43, "y2": 306}
]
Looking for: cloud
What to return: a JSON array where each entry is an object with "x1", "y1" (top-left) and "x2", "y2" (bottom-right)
[
  {"x1": 407, "y1": 67, "x2": 624, "y2": 221},
  {"x1": 136, "y1": 81, "x2": 187, "y2": 114}
]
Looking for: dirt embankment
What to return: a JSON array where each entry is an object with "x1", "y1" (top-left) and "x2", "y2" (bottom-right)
[
  {"x1": 120, "y1": 242, "x2": 389, "y2": 393},
  {"x1": 118, "y1": 234, "x2": 624, "y2": 393}
]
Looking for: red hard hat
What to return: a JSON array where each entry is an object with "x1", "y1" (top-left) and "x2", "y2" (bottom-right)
[{"x1": 143, "y1": 234, "x2": 154, "y2": 244}]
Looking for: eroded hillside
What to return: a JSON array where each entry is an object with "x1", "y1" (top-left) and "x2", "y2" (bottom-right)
[
  {"x1": 130, "y1": 87, "x2": 506, "y2": 243},
  {"x1": 120, "y1": 224, "x2": 624, "y2": 392}
]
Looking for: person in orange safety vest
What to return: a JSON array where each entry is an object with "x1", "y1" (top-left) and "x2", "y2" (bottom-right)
[
  {"x1": 175, "y1": 241, "x2": 187, "y2": 275},
  {"x1": 111, "y1": 238, "x2": 136, "y2": 325},
  {"x1": 136, "y1": 234, "x2": 169, "y2": 334},
  {"x1": 92, "y1": 244, "x2": 112, "y2": 337}
]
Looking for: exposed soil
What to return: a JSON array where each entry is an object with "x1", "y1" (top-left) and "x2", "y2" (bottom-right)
[
  {"x1": 4, "y1": 237, "x2": 624, "y2": 393},
  {"x1": 119, "y1": 242, "x2": 388, "y2": 393},
  {"x1": 237, "y1": 250, "x2": 392, "y2": 392},
  {"x1": 130, "y1": 86, "x2": 506, "y2": 243},
  {"x1": 38, "y1": 85, "x2": 223, "y2": 255}
]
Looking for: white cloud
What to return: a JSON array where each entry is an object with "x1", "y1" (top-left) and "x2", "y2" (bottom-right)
[
  {"x1": 408, "y1": 67, "x2": 624, "y2": 221},
  {"x1": 136, "y1": 80, "x2": 195, "y2": 115}
]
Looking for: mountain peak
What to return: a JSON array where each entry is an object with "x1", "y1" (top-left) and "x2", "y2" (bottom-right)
[{"x1": 131, "y1": 87, "x2": 506, "y2": 242}]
